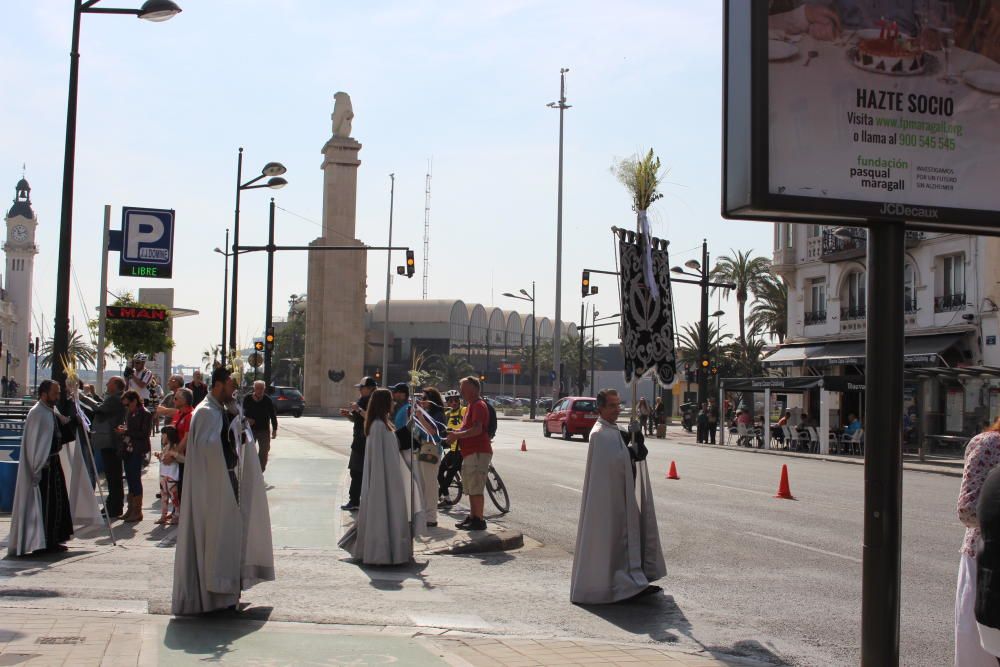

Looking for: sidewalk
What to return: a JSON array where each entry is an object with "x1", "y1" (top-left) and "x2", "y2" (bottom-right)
[
  {"x1": 0, "y1": 606, "x2": 768, "y2": 666},
  {"x1": 664, "y1": 429, "x2": 964, "y2": 477}
]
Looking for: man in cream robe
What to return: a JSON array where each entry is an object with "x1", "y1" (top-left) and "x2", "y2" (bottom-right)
[
  {"x1": 7, "y1": 381, "x2": 101, "y2": 557},
  {"x1": 571, "y1": 388, "x2": 666, "y2": 604},
  {"x1": 171, "y1": 368, "x2": 274, "y2": 614}
]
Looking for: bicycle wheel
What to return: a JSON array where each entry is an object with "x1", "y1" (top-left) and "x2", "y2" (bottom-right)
[
  {"x1": 440, "y1": 472, "x2": 463, "y2": 507},
  {"x1": 486, "y1": 465, "x2": 510, "y2": 514}
]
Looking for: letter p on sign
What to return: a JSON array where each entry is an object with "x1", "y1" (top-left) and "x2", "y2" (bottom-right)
[
  {"x1": 125, "y1": 214, "x2": 164, "y2": 260},
  {"x1": 118, "y1": 206, "x2": 175, "y2": 279}
]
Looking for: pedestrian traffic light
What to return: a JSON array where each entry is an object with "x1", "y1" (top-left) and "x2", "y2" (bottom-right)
[
  {"x1": 581, "y1": 270, "x2": 590, "y2": 298},
  {"x1": 265, "y1": 327, "x2": 275, "y2": 351},
  {"x1": 406, "y1": 250, "x2": 415, "y2": 278},
  {"x1": 254, "y1": 341, "x2": 264, "y2": 352}
]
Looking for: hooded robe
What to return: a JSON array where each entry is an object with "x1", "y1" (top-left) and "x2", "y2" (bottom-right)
[
  {"x1": 171, "y1": 394, "x2": 274, "y2": 614},
  {"x1": 6, "y1": 401, "x2": 102, "y2": 557},
  {"x1": 570, "y1": 417, "x2": 666, "y2": 604},
  {"x1": 338, "y1": 419, "x2": 425, "y2": 564}
]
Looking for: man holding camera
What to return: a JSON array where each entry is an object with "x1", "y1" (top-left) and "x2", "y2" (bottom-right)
[{"x1": 125, "y1": 353, "x2": 153, "y2": 405}]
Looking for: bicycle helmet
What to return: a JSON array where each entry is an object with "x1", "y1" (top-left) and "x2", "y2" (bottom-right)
[{"x1": 444, "y1": 390, "x2": 460, "y2": 400}]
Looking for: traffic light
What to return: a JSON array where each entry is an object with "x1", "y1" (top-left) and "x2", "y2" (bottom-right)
[
  {"x1": 254, "y1": 341, "x2": 264, "y2": 352},
  {"x1": 581, "y1": 270, "x2": 590, "y2": 297},
  {"x1": 265, "y1": 327, "x2": 275, "y2": 351},
  {"x1": 700, "y1": 354, "x2": 711, "y2": 372},
  {"x1": 406, "y1": 250, "x2": 415, "y2": 278},
  {"x1": 479, "y1": 372, "x2": 486, "y2": 383},
  {"x1": 27, "y1": 341, "x2": 33, "y2": 354},
  {"x1": 374, "y1": 369, "x2": 382, "y2": 381}
]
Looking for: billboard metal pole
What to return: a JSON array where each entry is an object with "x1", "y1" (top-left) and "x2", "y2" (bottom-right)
[
  {"x1": 861, "y1": 222, "x2": 905, "y2": 666},
  {"x1": 96, "y1": 204, "x2": 111, "y2": 390}
]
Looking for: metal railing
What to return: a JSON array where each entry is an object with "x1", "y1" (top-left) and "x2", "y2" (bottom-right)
[
  {"x1": 935, "y1": 293, "x2": 966, "y2": 312},
  {"x1": 904, "y1": 297, "x2": 918, "y2": 313},
  {"x1": 804, "y1": 310, "x2": 827, "y2": 325},
  {"x1": 841, "y1": 305, "x2": 867, "y2": 321}
]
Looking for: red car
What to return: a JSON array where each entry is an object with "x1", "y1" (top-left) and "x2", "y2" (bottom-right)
[{"x1": 543, "y1": 396, "x2": 599, "y2": 440}]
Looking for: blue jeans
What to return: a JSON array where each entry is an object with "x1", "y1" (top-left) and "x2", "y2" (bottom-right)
[{"x1": 123, "y1": 450, "x2": 143, "y2": 496}]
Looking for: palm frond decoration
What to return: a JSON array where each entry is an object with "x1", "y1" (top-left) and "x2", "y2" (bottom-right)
[
  {"x1": 614, "y1": 148, "x2": 664, "y2": 213},
  {"x1": 227, "y1": 347, "x2": 244, "y2": 387}
]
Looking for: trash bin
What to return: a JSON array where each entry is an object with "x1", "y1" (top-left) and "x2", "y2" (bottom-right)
[{"x1": 0, "y1": 436, "x2": 22, "y2": 513}]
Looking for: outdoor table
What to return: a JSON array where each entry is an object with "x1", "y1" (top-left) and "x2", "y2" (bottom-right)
[{"x1": 925, "y1": 434, "x2": 970, "y2": 453}]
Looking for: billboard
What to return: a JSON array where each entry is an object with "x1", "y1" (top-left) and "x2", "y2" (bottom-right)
[{"x1": 723, "y1": 1, "x2": 1000, "y2": 233}]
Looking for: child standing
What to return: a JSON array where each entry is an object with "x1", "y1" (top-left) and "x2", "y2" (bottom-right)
[{"x1": 155, "y1": 425, "x2": 181, "y2": 525}]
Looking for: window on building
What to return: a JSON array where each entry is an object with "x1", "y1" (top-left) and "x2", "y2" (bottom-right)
[
  {"x1": 786, "y1": 224, "x2": 794, "y2": 248},
  {"x1": 809, "y1": 224, "x2": 821, "y2": 238},
  {"x1": 776, "y1": 224, "x2": 783, "y2": 250},
  {"x1": 847, "y1": 271, "x2": 866, "y2": 312},
  {"x1": 807, "y1": 278, "x2": 826, "y2": 324},
  {"x1": 904, "y1": 263, "x2": 916, "y2": 312},
  {"x1": 942, "y1": 254, "x2": 965, "y2": 298}
]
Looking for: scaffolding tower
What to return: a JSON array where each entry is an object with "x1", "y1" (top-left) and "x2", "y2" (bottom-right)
[{"x1": 422, "y1": 159, "x2": 432, "y2": 299}]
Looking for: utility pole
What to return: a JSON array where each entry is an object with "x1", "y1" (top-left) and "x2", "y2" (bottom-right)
[
  {"x1": 382, "y1": 174, "x2": 395, "y2": 384},
  {"x1": 698, "y1": 240, "x2": 710, "y2": 405},
  {"x1": 96, "y1": 204, "x2": 111, "y2": 390},
  {"x1": 423, "y1": 160, "x2": 432, "y2": 300},
  {"x1": 548, "y1": 67, "x2": 570, "y2": 399}
]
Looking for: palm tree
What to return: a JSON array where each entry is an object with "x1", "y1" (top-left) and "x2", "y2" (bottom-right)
[
  {"x1": 40, "y1": 329, "x2": 97, "y2": 369},
  {"x1": 675, "y1": 322, "x2": 732, "y2": 367},
  {"x1": 710, "y1": 250, "x2": 773, "y2": 349},
  {"x1": 748, "y1": 275, "x2": 788, "y2": 344},
  {"x1": 202, "y1": 345, "x2": 222, "y2": 371},
  {"x1": 425, "y1": 353, "x2": 475, "y2": 390}
]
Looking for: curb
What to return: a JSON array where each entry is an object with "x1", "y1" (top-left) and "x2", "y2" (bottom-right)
[
  {"x1": 667, "y1": 437, "x2": 964, "y2": 477},
  {"x1": 420, "y1": 527, "x2": 525, "y2": 556}
]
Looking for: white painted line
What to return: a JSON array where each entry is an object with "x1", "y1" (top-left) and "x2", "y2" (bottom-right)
[
  {"x1": 705, "y1": 482, "x2": 774, "y2": 497},
  {"x1": 744, "y1": 531, "x2": 861, "y2": 563},
  {"x1": 552, "y1": 483, "x2": 582, "y2": 494}
]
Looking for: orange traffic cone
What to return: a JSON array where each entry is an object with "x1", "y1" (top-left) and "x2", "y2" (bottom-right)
[
  {"x1": 520, "y1": 440, "x2": 527, "y2": 452},
  {"x1": 666, "y1": 461, "x2": 680, "y2": 480},
  {"x1": 774, "y1": 464, "x2": 796, "y2": 500}
]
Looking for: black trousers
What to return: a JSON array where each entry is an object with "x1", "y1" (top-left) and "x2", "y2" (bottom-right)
[
  {"x1": 348, "y1": 466, "x2": 362, "y2": 506},
  {"x1": 100, "y1": 448, "x2": 124, "y2": 516},
  {"x1": 696, "y1": 423, "x2": 706, "y2": 443},
  {"x1": 707, "y1": 423, "x2": 717, "y2": 444}
]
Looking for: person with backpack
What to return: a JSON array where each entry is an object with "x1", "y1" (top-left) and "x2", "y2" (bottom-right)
[
  {"x1": 444, "y1": 376, "x2": 493, "y2": 531},
  {"x1": 438, "y1": 390, "x2": 465, "y2": 506}
]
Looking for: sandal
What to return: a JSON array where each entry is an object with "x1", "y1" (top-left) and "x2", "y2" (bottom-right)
[
  {"x1": 154, "y1": 516, "x2": 167, "y2": 525},
  {"x1": 166, "y1": 516, "x2": 178, "y2": 526}
]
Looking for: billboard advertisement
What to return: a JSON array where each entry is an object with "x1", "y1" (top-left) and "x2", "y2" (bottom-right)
[{"x1": 724, "y1": 1, "x2": 1000, "y2": 232}]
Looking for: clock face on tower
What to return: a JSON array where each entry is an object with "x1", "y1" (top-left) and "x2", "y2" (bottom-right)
[{"x1": 11, "y1": 225, "x2": 28, "y2": 243}]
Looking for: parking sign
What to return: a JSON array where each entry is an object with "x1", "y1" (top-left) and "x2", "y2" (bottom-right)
[{"x1": 118, "y1": 207, "x2": 174, "y2": 279}]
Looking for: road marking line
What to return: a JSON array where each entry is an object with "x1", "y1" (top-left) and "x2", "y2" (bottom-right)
[
  {"x1": 705, "y1": 482, "x2": 774, "y2": 497},
  {"x1": 744, "y1": 531, "x2": 861, "y2": 563},
  {"x1": 552, "y1": 483, "x2": 583, "y2": 493}
]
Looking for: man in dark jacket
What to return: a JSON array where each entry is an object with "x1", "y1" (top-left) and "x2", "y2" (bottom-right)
[
  {"x1": 339, "y1": 376, "x2": 376, "y2": 511},
  {"x1": 977, "y1": 466, "x2": 1000, "y2": 660},
  {"x1": 91, "y1": 376, "x2": 127, "y2": 517}
]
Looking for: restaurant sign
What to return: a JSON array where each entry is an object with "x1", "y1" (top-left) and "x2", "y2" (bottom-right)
[
  {"x1": 105, "y1": 306, "x2": 167, "y2": 322},
  {"x1": 723, "y1": 1, "x2": 1000, "y2": 233}
]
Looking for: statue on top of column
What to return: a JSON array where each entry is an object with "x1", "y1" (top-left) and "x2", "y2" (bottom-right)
[{"x1": 332, "y1": 92, "x2": 354, "y2": 139}]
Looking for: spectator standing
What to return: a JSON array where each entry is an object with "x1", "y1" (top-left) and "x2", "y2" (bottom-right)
[
  {"x1": 91, "y1": 376, "x2": 127, "y2": 518},
  {"x1": 976, "y1": 466, "x2": 1000, "y2": 660},
  {"x1": 155, "y1": 425, "x2": 181, "y2": 525},
  {"x1": 185, "y1": 370, "x2": 208, "y2": 406},
  {"x1": 243, "y1": 381, "x2": 278, "y2": 472},
  {"x1": 116, "y1": 390, "x2": 152, "y2": 522},
  {"x1": 339, "y1": 376, "x2": 377, "y2": 511},
  {"x1": 390, "y1": 383, "x2": 411, "y2": 432},
  {"x1": 638, "y1": 398, "x2": 651, "y2": 436},
  {"x1": 707, "y1": 398, "x2": 719, "y2": 444},
  {"x1": 125, "y1": 354, "x2": 153, "y2": 404},
  {"x1": 2, "y1": 376, "x2": 8, "y2": 397},
  {"x1": 438, "y1": 390, "x2": 465, "y2": 504},
  {"x1": 155, "y1": 375, "x2": 184, "y2": 428},
  {"x1": 955, "y1": 421, "x2": 1000, "y2": 666},
  {"x1": 170, "y1": 388, "x2": 194, "y2": 501},
  {"x1": 444, "y1": 377, "x2": 492, "y2": 531},
  {"x1": 696, "y1": 403, "x2": 709, "y2": 443},
  {"x1": 653, "y1": 396, "x2": 665, "y2": 437}
]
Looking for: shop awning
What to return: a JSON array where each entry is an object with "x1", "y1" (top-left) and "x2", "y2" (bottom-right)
[
  {"x1": 720, "y1": 375, "x2": 865, "y2": 393},
  {"x1": 762, "y1": 333, "x2": 966, "y2": 368},
  {"x1": 905, "y1": 365, "x2": 1000, "y2": 380}
]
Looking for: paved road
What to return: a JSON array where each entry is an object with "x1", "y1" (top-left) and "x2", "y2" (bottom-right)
[{"x1": 0, "y1": 415, "x2": 963, "y2": 666}]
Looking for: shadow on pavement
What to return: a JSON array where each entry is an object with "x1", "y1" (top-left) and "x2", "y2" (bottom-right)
[
  {"x1": 356, "y1": 560, "x2": 431, "y2": 591},
  {"x1": 163, "y1": 609, "x2": 274, "y2": 661},
  {"x1": 578, "y1": 593, "x2": 790, "y2": 666}
]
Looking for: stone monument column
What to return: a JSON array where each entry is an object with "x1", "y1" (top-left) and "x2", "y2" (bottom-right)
[{"x1": 304, "y1": 92, "x2": 367, "y2": 414}]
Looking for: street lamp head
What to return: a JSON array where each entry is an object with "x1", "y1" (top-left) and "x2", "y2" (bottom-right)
[
  {"x1": 711, "y1": 310, "x2": 726, "y2": 318},
  {"x1": 213, "y1": 247, "x2": 223, "y2": 254},
  {"x1": 261, "y1": 162, "x2": 287, "y2": 177},
  {"x1": 137, "y1": 0, "x2": 182, "y2": 22},
  {"x1": 266, "y1": 176, "x2": 288, "y2": 189},
  {"x1": 670, "y1": 266, "x2": 685, "y2": 274},
  {"x1": 684, "y1": 259, "x2": 701, "y2": 271},
  {"x1": 520, "y1": 288, "x2": 530, "y2": 298},
  {"x1": 501, "y1": 292, "x2": 516, "y2": 298}
]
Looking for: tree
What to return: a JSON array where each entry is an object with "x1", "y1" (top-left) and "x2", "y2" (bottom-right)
[
  {"x1": 710, "y1": 250, "x2": 772, "y2": 350},
  {"x1": 272, "y1": 317, "x2": 305, "y2": 387},
  {"x1": 675, "y1": 322, "x2": 732, "y2": 367},
  {"x1": 424, "y1": 354, "x2": 475, "y2": 390},
  {"x1": 202, "y1": 345, "x2": 222, "y2": 371},
  {"x1": 93, "y1": 293, "x2": 174, "y2": 363},
  {"x1": 517, "y1": 334, "x2": 602, "y2": 387},
  {"x1": 40, "y1": 329, "x2": 97, "y2": 369},
  {"x1": 748, "y1": 275, "x2": 788, "y2": 344}
]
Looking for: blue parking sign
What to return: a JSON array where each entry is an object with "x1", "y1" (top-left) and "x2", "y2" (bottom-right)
[{"x1": 118, "y1": 207, "x2": 174, "y2": 279}]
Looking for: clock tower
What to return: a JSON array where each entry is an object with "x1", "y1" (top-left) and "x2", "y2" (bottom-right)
[{"x1": 3, "y1": 178, "x2": 38, "y2": 391}]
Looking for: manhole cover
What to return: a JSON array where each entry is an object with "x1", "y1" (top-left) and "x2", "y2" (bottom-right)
[{"x1": 36, "y1": 636, "x2": 85, "y2": 645}]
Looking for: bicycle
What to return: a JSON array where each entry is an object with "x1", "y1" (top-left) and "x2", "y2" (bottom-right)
[{"x1": 439, "y1": 462, "x2": 510, "y2": 514}]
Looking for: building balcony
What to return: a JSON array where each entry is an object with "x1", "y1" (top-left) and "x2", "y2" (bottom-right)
[
  {"x1": 904, "y1": 297, "x2": 918, "y2": 313},
  {"x1": 935, "y1": 293, "x2": 967, "y2": 312},
  {"x1": 804, "y1": 310, "x2": 827, "y2": 325},
  {"x1": 841, "y1": 305, "x2": 867, "y2": 321},
  {"x1": 820, "y1": 228, "x2": 926, "y2": 262}
]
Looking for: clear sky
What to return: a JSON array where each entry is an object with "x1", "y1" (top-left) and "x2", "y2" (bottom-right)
[{"x1": 2, "y1": 1, "x2": 771, "y2": 371}]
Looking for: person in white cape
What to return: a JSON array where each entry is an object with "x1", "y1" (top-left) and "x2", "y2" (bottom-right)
[
  {"x1": 7, "y1": 380, "x2": 102, "y2": 557},
  {"x1": 171, "y1": 367, "x2": 274, "y2": 614},
  {"x1": 338, "y1": 387, "x2": 425, "y2": 565},
  {"x1": 570, "y1": 388, "x2": 666, "y2": 604}
]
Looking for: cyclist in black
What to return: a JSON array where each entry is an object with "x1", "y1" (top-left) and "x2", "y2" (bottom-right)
[{"x1": 437, "y1": 390, "x2": 464, "y2": 507}]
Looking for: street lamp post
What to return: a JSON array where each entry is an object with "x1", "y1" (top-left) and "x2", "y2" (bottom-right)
[
  {"x1": 671, "y1": 239, "x2": 735, "y2": 406},
  {"x1": 213, "y1": 229, "x2": 230, "y2": 363},
  {"x1": 264, "y1": 198, "x2": 277, "y2": 386},
  {"x1": 548, "y1": 68, "x2": 570, "y2": 400},
  {"x1": 502, "y1": 283, "x2": 537, "y2": 420},
  {"x1": 51, "y1": 0, "x2": 182, "y2": 386},
  {"x1": 229, "y1": 148, "x2": 287, "y2": 356},
  {"x1": 382, "y1": 174, "x2": 395, "y2": 384}
]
